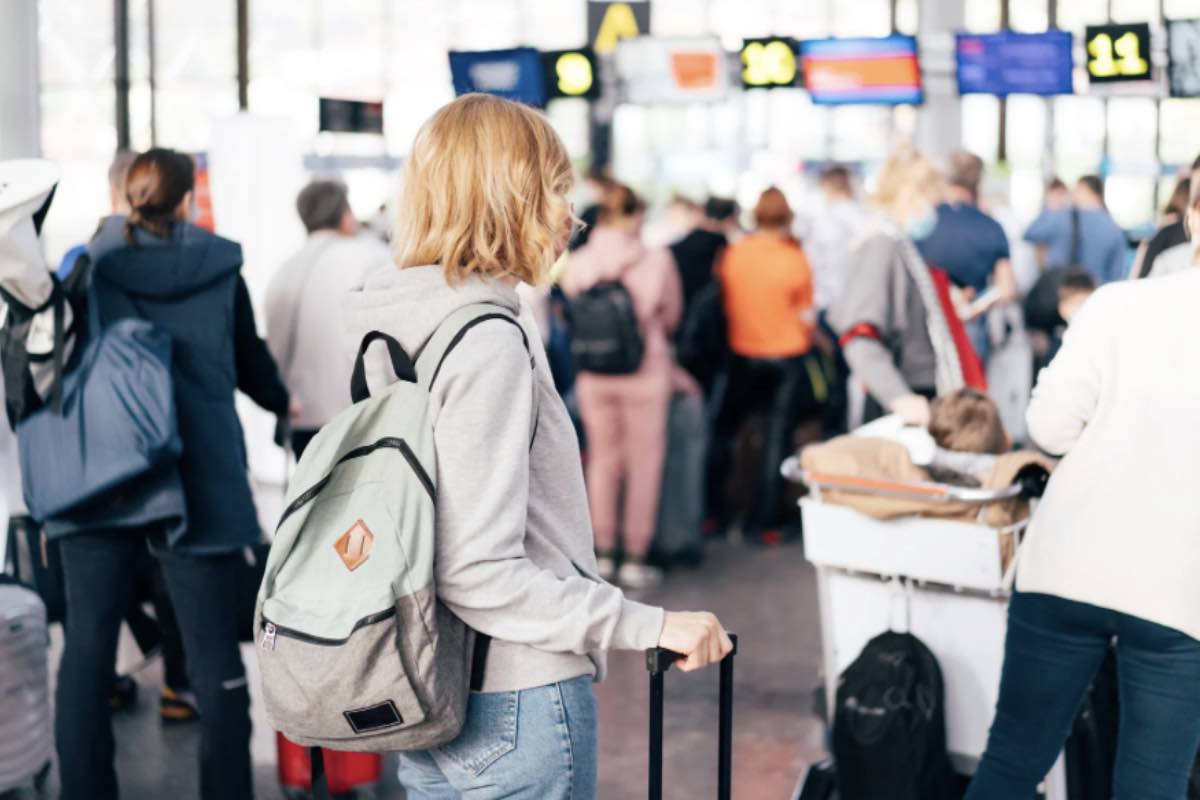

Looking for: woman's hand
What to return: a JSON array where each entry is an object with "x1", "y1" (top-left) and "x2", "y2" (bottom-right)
[
  {"x1": 658, "y1": 611, "x2": 734, "y2": 672},
  {"x1": 889, "y1": 393, "x2": 931, "y2": 427}
]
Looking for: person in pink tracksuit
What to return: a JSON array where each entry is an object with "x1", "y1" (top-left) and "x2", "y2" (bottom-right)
[{"x1": 563, "y1": 184, "x2": 683, "y2": 589}]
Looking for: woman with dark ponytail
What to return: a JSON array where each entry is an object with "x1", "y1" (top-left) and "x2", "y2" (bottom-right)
[{"x1": 56, "y1": 147, "x2": 289, "y2": 800}]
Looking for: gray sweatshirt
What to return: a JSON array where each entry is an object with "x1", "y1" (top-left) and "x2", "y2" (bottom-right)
[
  {"x1": 829, "y1": 232, "x2": 937, "y2": 405},
  {"x1": 344, "y1": 264, "x2": 665, "y2": 692}
]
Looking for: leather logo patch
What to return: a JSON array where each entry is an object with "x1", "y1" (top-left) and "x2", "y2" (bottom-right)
[{"x1": 334, "y1": 519, "x2": 374, "y2": 572}]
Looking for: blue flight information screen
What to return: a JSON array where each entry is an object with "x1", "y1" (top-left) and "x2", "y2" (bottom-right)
[
  {"x1": 449, "y1": 47, "x2": 548, "y2": 107},
  {"x1": 956, "y1": 30, "x2": 1074, "y2": 96}
]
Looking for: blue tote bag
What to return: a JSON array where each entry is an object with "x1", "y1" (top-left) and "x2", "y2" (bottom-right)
[{"x1": 17, "y1": 289, "x2": 182, "y2": 521}]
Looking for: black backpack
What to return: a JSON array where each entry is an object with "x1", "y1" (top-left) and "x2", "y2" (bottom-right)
[
  {"x1": 568, "y1": 278, "x2": 644, "y2": 375},
  {"x1": 832, "y1": 631, "x2": 957, "y2": 800}
]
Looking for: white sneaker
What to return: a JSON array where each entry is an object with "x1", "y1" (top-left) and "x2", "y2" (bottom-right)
[
  {"x1": 596, "y1": 555, "x2": 616, "y2": 581},
  {"x1": 617, "y1": 562, "x2": 663, "y2": 590}
]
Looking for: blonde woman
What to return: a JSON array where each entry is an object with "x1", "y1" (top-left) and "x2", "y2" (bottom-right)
[
  {"x1": 829, "y1": 144, "x2": 986, "y2": 426},
  {"x1": 344, "y1": 94, "x2": 732, "y2": 797}
]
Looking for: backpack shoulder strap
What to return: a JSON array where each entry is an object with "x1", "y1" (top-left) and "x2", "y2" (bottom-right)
[
  {"x1": 415, "y1": 303, "x2": 539, "y2": 442},
  {"x1": 415, "y1": 303, "x2": 533, "y2": 392}
]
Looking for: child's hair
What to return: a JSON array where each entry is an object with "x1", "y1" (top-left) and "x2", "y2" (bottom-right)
[
  {"x1": 928, "y1": 388, "x2": 1007, "y2": 455},
  {"x1": 1058, "y1": 266, "x2": 1097, "y2": 304}
]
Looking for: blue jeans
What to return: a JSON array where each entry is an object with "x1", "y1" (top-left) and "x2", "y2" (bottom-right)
[
  {"x1": 397, "y1": 675, "x2": 597, "y2": 799},
  {"x1": 967, "y1": 592, "x2": 1200, "y2": 800}
]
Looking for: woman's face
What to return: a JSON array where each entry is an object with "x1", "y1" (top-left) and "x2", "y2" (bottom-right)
[{"x1": 894, "y1": 184, "x2": 939, "y2": 241}]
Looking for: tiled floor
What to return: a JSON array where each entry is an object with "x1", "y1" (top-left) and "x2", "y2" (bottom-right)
[{"x1": 27, "y1": 539, "x2": 827, "y2": 799}]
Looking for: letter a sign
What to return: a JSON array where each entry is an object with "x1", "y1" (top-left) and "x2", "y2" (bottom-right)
[{"x1": 589, "y1": 1, "x2": 651, "y2": 56}]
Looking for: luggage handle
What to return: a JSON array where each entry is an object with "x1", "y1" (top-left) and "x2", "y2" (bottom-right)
[{"x1": 645, "y1": 632, "x2": 738, "y2": 800}]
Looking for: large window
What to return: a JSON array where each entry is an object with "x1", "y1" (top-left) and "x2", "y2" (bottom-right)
[{"x1": 38, "y1": 0, "x2": 117, "y2": 264}]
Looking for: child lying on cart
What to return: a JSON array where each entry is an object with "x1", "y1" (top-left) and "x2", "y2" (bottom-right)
[{"x1": 798, "y1": 389, "x2": 1054, "y2": 529}]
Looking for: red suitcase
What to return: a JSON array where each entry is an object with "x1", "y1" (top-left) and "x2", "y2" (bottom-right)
[{"x1": 276, "y1": 732, "x2": 382, "y2": 798}]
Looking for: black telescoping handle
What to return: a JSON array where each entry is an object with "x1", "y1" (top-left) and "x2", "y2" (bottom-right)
[{"x1": 646, "y1": 633, "x2": 738, "y2": 800}]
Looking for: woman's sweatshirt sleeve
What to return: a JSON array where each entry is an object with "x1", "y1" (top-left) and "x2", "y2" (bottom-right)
[{"x1": 429, "y1": 321, "x2": 664, "y2": 653}]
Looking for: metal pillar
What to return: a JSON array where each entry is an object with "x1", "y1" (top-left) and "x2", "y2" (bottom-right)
[
  {"x1": 114, "y1": 0, "x2": 132, "y2": 150},
  {"x1": 998, "y1": 0, "x2": 1010, "y2": 163},
  {"x1": 237, "y1": 0, "x2": 250, "y2": 111},
  {"x1": 148, "y1": 0, "x2": 158, "y2": 145},
  {"x1": 914, "y1": 0, "x2": 965, "y2": 160},
  {"x1": 0, "y1": 0, "x2": 41, "y2": 157}
]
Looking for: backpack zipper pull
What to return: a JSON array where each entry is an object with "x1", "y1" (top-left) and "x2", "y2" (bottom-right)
[{"x1": 262, "y1": 622, "x2": 277, "y2": 651}]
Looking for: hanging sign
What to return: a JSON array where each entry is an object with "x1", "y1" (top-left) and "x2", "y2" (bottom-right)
[
  {"x1": 1085, "y1": 22, "x2": 1152, "y2": 84},
  {"x1": 588, "y1": 1, "x2": 650, "y2": 56},
  {"x1": 542, "y1": 48, "x2": 601, "y2": 99},
  {"x1": 741, "y1": 38, "x2": 799, "y2": 89}
]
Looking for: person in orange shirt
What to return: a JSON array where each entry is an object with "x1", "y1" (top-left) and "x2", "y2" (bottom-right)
[{"x1": 712, "y1": 187, "x2": 820, "y2": 540}]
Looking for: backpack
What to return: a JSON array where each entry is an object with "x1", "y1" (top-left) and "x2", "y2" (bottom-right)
[
  {"x1": 568, "y1": 276, "x2": 644, "y2": 375},
  {"x1": 0, "y1": 253, "x2": 90, "y2": 428},
  {"x1": 676, "y1": 281, "x2": 727, "y2": 392},
  {"x1": 832, "y1": 631, "x2": 957, "y2": 800},
  {"x1": 255, "y1": 304, "x2": 533, "y2": 752}
]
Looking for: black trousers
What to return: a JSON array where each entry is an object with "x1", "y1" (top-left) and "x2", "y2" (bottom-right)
[
  {"x1": 710, "y1": 355, "x2": 820, "y2": 532},
  {"x1": 56, "y1": 527, "x2": 253, "y2": 800},
  {"x1": 121, "y1": 545, "x2": 188, "y2": 690}
]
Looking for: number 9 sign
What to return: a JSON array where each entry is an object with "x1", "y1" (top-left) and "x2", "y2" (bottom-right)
[{"x1": 1085, "y1": 23, "x2": 1152, "y2": 84}]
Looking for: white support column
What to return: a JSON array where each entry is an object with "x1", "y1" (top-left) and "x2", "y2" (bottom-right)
[
  {"x1": 0, "y1": 0, "x2": 41, "y2": 159},
  {"x1": 914, "y1": 0, "x2": 963, "y2": 162}
]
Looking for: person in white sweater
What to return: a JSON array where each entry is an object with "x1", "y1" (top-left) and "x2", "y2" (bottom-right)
[
  {"x1": 967, "y1": 186, "x2": 1200, "y2": 799},
  {"x1": 265, "y1": 179, "x2": 392, "y2": 458}
]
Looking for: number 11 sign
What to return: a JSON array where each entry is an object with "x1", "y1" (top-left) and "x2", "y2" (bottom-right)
[{"x1": 1085, "y1": 22, "x2": 1153, "y2": 84}]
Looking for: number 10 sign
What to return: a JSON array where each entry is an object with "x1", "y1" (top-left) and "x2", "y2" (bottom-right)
[{"x1": 1085, "y1": 22, "x2": 1152, "y2": 84}]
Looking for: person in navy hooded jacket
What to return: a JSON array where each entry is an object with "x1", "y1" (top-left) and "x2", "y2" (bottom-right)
[{"x1": 56, "y1": 148, "x2": 288, "y2": 800}]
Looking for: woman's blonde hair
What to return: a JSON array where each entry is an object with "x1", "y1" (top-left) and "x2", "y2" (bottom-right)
[
  {"x1": 872, "y1": 143, "x2": 943, "y2": 216},
  {"x1": 393, "y1": 94, "x2": 574, "y2": 286}
]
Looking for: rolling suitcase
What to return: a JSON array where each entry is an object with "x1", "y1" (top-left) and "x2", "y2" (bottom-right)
[
  {"x1": 645, "y1": 633, "x2": 738, "y2": 800},
  {"x1": 6, "y1": 515, "x2": 66, "y2": 624},
  {"x1": 652, "y1": 392, "x2": 707, "y2": 566},
  {"x1": 0, "y1": 574, "x2": 53, "y2": 794},
  {"x1": 276, "y1": 732, "x2": 382, "y2": 799}
]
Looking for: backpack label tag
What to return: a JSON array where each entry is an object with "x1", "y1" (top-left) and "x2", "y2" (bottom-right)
[{"x1": 334, "y1": 519, "x2": 375, "y2": 572}]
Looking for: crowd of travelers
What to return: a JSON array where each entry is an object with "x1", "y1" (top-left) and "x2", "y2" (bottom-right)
[{"x1": 3, "y1": 91, "x2": 1200, "y2": 798}]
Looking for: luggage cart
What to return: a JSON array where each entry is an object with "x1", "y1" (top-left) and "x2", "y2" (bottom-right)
[{"x1": 782, "y1": 457, "x2": 1067, "y2": 800}]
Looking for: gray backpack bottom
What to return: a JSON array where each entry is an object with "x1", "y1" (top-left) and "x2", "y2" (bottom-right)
[{"x1": 258, "y1": 586, "x2": 473, "y2": 751}]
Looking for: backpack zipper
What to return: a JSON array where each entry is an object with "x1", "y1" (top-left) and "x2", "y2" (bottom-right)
[
  {"x1": 278, "y1": 437, "x2": 433, "y2": 528},
  {"x1": 260, "y1": 607, "x2": 396, "y2": 650}
]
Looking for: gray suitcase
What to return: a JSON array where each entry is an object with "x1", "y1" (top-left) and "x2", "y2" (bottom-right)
[
  {"x1": 653, "y1": 392, "x2": 707, "y2": 564},
  {"x1": 0, "y1": 575, "x2": 53, "y2": 794}
]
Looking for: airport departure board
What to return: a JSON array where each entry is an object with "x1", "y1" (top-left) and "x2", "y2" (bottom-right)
[{"x1": 956, "y1": 30, "x2": 1074, "y2": 96}]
